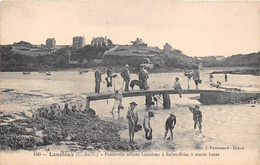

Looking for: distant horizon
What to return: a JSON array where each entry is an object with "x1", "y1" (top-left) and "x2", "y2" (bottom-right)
[
  {"x1": 1, "y1": 1, "x2": 259, "y2": 57},
  {"x1": 6, "y1": 40, "x2": 260, "y2": 58}
]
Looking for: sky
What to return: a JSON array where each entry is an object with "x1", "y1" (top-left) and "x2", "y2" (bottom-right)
[{"x1": 1, "y1": 1, "x2": 259, "y2": 57}]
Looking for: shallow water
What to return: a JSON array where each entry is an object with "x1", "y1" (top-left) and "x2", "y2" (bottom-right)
[{"x1": 1, "y1": 68, "x2": 259, "y2": 151}]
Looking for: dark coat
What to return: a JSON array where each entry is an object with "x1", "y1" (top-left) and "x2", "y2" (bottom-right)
[
  {"x1": 95, "y1": 71, "x2": 101, "y2": 82},
  {"x1": 121, "y1": 69, "x2": 130, "y2": 81}
]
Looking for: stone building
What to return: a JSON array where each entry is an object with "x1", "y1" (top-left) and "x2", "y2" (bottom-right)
[
  {"x1": 163, "y1": 43, "x2": 172, "y2": 51},
  {"x1": 216, "y1": 56, "x2": 225, "y2": 61},
  {"x1": 73, "y1": 36, "x2": 85, "y2": 48},
  {"x1": 46, "y1": 38, "x2": 56, "y2": 48},
  {"x1": 91, "y1": 36, "x2": 108, "y2": 47},
  {"x1": 131, "y1": 38, "x2": 148, "y2": 47}
]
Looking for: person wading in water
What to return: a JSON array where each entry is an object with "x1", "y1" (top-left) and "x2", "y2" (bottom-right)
[
  {"x1": 109, "y1": 90, "x2": 123, "y2": 113},
  {"x1": 143, "y1": 111, "x2": 155, "y2": 140},
  {"x1": 164, "y1": 113, "x2": 176, "y2": 140},
  {"x1": 188, "y1": 105, "x2": 202, "y2": 133},
  {"x1": 126, "y1": 102, "x2": 138, "y2": 145}
]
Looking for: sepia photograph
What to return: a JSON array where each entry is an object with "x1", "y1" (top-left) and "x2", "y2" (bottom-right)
[{"x1": 0, "y1": 1, "x2": 259, "y2": 165}]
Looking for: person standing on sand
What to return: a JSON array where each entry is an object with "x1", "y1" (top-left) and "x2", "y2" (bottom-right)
[
  {"x1": 188, "y1": 105, "x2": 202, "y2": 133},
  {"x1": 173, "y1": 77, "x2": 182, "y2": 98},
  {"x1": 209, "y1": 74, "x2": 213, "y2": 82},
  {"x1": 143, "y1": 111, "x2": 155, "y2": 140},
  {"x1": 126, "y1": 102, "x2": 138, "y2": 144},
  {"x1": 164, "y1": 113, "x2": 176, "y2": 140},
  {"x1": 121, "y1": 64, "x2": 130, "y2": 92},
  {"x1": 225, "y1": 74, "x2": 228, "y2": 82},
  {"x1": 94, "y1": 66, "x2": 102, "y2": 94},
  {"x1": 190, "y1": 66, "x2": 200, "y2": 90},
  {"x1": 106, "y1": 66, "x2": 113, "y2": 92}
]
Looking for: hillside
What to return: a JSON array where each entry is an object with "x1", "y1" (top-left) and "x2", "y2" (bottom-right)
[
  {"x1": 197, "y1": 52, "x2": 260, "y2": 67},
  {"x1": 1, "y1": 43, "x2": 259, "y2": 72},
  {"x1": 222, "y1": 52, "x2": 260, "y2": 67},
  {"x1": 0, "y1": 45, "x2": 110, "y2": 71},
  {"x1": 103, "y1": 45, "x2": 197, "y2": 69}
]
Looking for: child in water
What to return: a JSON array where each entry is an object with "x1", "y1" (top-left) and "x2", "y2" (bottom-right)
[
  {"x1": 143, "y1": 111, "x2": 155, "y2": 140},
  {"x1": 188, "y1": 105, "x2": 202, "y2": 133},
  {"x1": 164, "y1": 113, "x2": 176, "y2": 140}
]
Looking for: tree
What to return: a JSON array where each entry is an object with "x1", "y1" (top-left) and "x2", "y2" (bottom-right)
[{"x1": 107, "y1": 39, "x2": 113, "y2": 46}]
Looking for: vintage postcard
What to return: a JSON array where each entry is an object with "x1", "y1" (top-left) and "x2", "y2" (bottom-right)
[{"x1": 0, "y1": 1, "x2": 259, "y2": 165}]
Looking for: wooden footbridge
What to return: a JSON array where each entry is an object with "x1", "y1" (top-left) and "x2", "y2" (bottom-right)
[{"x1": 85, "y1": 89, "x2": 239, "y2": 110}]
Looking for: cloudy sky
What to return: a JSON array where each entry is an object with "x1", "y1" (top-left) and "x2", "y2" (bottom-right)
[{"x1": 1, "y1": 1, "x2": 259, "y2": 57}]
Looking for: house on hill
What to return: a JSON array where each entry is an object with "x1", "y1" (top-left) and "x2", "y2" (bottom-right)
[
  {"x1": 131, "y1": 38, "x2": 148, "y2": 48},
  {"x1": 91, "y1": 36, "x2": 108, "y2": 47},
  {"x1": 46, "y1": 38, "x2": 56, "y2": 48},
  {"x1": 163, "y1": 43, "x2": 172, "y2": 51},
  {"x1": 216, "y1": 56, "x2": 225, "y2": 61},
  {"x1": 13, "y1": 41, "x2": 32, "y2": 48},
  {"x1": 73, "y1": 36, "x2": 85, "y2": 48}
]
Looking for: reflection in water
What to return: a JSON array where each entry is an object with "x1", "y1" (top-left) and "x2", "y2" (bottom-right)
[{"x1": 111, "y1": 112, "x2": 123, "y2": 124}]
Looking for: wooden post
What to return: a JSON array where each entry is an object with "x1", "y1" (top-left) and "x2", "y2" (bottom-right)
[
  {"x1": 86, "y1": 97, "x2": 90, "y2": 112},
  {"x1": 145, "y1": 95, "x2": 153, "y2": 107},
  {"x1": 163, "y1": 92, "x2": 171, "y2": 109}
]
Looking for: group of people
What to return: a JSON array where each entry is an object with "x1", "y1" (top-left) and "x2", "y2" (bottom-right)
[
  {"x1": 94, "y1": 66, "x2": 116, "y2": 94},
  {"x1": 95, "y1": 65, "x2": 203, "y2": 145},
  {"x1": 209, "y1": 73, "x2": 228, "y2": 82},
  {"x1": 94, "y1": 64, "x2": 139, "y2": 94},
  {"x1": 126, "y1": 101, "x2": 202, "y2": 145},
  {"x1": 95, "y1": 64, "x2": 202, "y2": 95},
  {"x1": 96, "y1": 64, "x2": 203, "y2": 114}
]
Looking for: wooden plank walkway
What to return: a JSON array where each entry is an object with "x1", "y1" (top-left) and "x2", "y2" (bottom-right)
[{"x1": 86, "y1": 89, "x2": 225, "y2": 101}]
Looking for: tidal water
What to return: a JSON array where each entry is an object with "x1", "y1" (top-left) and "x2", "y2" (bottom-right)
[{"x1": 1, "y1": 67, "x2": 259, "y2": 151}]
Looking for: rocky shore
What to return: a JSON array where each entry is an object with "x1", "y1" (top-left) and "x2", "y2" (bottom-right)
[{"x1": 0, "y1": 91, "x2": 131, "y2": 151}]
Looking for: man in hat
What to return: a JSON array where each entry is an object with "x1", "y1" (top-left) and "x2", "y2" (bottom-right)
[
  {"x1": 138, "y1": 66, "x2": 149, "y2": 90},
  {"x1": 121, "y1": 64, "x2": 130, "y2": 92},
  {"x1": 106, "y1": 66, "x2": 113, "y2": 92},
  {"x1": 164, "y1": 113, "x2": 176, "y2": 140},
  {"x1": 94, "y1": 66, "x2": 102, "y2": 94},
  {"x1": 143, "y1": 111, "x2": 155, "y2": 140},
  {"x1": 189, "y1": 66, "x2": 200, "y2": 90},
  {"x1": 188, "y1": 105, "x2": 202, "y2": 133},
  {"x1": 173, "y1": 77, "x2": 182, "y2": 98},
  {"x1": 126, "y1": 102, "x2": 138, "y2": 144}
]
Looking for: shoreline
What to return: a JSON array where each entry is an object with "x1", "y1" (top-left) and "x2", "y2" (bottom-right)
[
  {"x1": 1, "y1": 66, "x2": 259, "y2": 76},
  {"x1": 0, "y1": 91, "x2": 131, "y2": 152},
  {"x1": 210, "y1": 68, "x2": 259, "y2": 76}
]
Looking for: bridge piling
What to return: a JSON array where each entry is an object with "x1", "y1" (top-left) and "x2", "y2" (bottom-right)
[
  {"x1": 163, "y1": 92, "x2": 171, "y2": 109},
  {"x1": 86, "y1": 97, "x2": 90, "y2": 111},
  {"x1": 145, "y1": 95, "x2": 153, "y2": 107}
]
